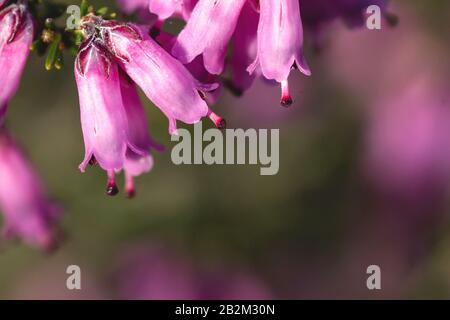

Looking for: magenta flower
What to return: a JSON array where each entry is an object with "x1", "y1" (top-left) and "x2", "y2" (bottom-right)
[
  {"x1": 116, "y1": 0, "x2": 156, "y2": 22},
  {"x1": 172, "y1": 0, "x2": 310, "y2": 105},
  {"x1": 80, "y1": 17, "x2": 223, "y2": 134},
  {"x1": 75, "y1": 37, "x2": 151, "y2": 196},
  {"x1": 119, "y1": 70, "x2": 163, "y2": 197},
  {"x1": 0, "y1": 3, "x2": 34, "y2": 124},
  {"x1": 117, "y1": 0, "x2": 197, "y2": 24},
  {"x1": 0, "y1": 130, "x2": 60, "y2": 249},
  {"x1": 248, "y1": 0, "x2": 311, "y2": 106},
  {"x1": 229, "y1": 0, "x2": 259, "y2": 95},
  {"x1": 172, "y1": 0, "x2": 248, "y2": 75},
  {"x1": 149, "y1": 0, "x2": 197, "y2": 21},
  {"x1": 117, "y1": 0, "x2": 149, "y2": 13},
  {"x1": 156, "y1": 30, "x2": 221, "y2": 104}
]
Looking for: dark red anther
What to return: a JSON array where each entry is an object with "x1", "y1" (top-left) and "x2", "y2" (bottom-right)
[
  {"x1": 281, "y1": 96, "x2": 293, "y2": 107},
  {"x1": 106, "y1": 183, "x2": 119, "y2": 196},
  {"x1": 280, "y1": 80, "x2": 293, "y2": 108},
  {"x1": 207, "y1": 109, "x2": 227, "y2": 130},
  {"x1": 217, "y1": 118, "x2": 227, "y2": 130},
  {"x1": 106, "y1": 171, "x2": 119, "y2": 196}
]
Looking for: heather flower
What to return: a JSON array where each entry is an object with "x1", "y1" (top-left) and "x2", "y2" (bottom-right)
[
  {"x1": 0, "y1": 3, "x2": 34, "y2": 125},
  {"x1": 117, "y1": 0, "x2": 149, "y2": 14},
  {"x1": 116, "y1": 0, "x2": 156, "y2": 22},
  {"x1": 149, "y1": 0, "x2": 197, "y2": 21},
  {"x1": 75, "y1": 37, "x2": 151, "y2": 196},
  {"x1": 156, "y1": 30, "x2": 221, "y2": 104},
  {"x1": 248, "y1": 0, "x2": 311, "y2": 106},
  {"x1": 0, "y1": 129, "x2": 59, "y2": 249},
  {"x1": 118, "y1": 0, "x2": 196, "y2": 21},
  {"x1": 119, "y1": 69, "x2": 163, "y2": 197},
  {"x1": 229, "y1": 0, "x2": 259, "y2": 95},
  {"x1": 80, "y1": 16, "x2": 223, "y2": 134},
  {"x1": 172, "y1": 0, "x2": 310, "y2": 105},
  {"x1": 172, "y1": 0, "x2": 248, "y2": 75}
]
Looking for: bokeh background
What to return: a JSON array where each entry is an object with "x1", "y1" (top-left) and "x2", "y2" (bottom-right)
[{"x1": 1, "y1": 0, "x2": 450, "y2": 299}]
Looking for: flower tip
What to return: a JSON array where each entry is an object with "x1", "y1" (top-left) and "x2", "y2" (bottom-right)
[
  {"x1": 208, "y1": 110, "x2": 226, "y2": 130},
  {"x1": 280, "y1": 80, "x2": 293, "y2": 107},
  {"x1": 126, "y1": 188, "x2": 136, "y2": 199},
  {"x1": 280, "y1": 96, "x2": 293, "y2": 108},
  {"x1": 217, "y1": 118, "x2": 227, "y2": 130},
  {"x1": 106, "y1": 183, "x2": 119, "y2": 196},
  {"x1": 106, "y1": 171, "x2": 119, "y2": 196}
]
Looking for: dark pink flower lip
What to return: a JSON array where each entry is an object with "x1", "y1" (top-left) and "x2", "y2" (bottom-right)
[{"x1": 207, "y1": 109, "x2": 227, "y2": 130}]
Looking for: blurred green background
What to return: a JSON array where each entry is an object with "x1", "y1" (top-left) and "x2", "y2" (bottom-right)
[{"x1": 0, "y1": 0, "x2": 450, "y2": 299}]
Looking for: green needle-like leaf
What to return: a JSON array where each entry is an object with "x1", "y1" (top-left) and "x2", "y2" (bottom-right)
[
  {"x1": 45, "y1": 33, "x2": 61, "y2": 71},
  {"x1": 80, "y1": 0, "x2": 89, "y2": 17}
]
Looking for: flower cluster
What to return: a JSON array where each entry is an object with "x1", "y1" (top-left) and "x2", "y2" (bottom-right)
[
  {"x1": 0, "y1": 0, "x2": 392, "y2": 249},
  {"x1": 152, "y1": 0, "x2": 312, "y2": 105},
  {"x1": 74, "y1": 15, "x2": 223, "y2": 196}
]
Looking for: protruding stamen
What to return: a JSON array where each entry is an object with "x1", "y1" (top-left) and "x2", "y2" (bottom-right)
[
  {"x1": 207, "y1": 109, "x2": 226, "y2": 129},
  {"x1": 106, "y1": 170, "x2": 119, "y2": 196},
  {"x1": 125, "y1": 173, "x2": 135, "y2": 199},
  {"x1": 280, "y1": 80, "x2": 293, "y2": 107}
]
